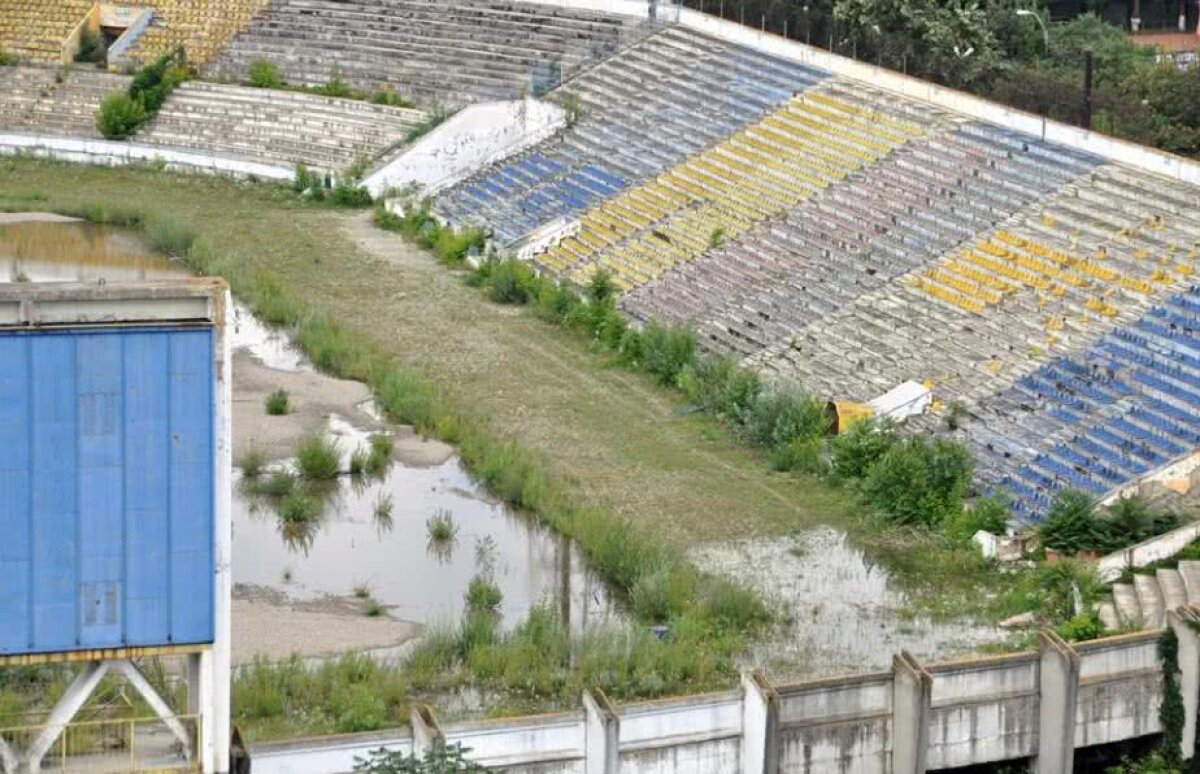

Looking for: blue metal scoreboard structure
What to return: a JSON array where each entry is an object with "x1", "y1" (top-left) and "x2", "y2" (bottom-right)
[{"x1": 0, "y1": 280, "x2": 231, "y2": 774}]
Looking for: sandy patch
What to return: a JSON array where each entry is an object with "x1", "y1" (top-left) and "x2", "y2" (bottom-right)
[
  {"x1": 232, "y1": 350, "x2": 454, "y2": 467},
  {"x1": 0, "y1": 212, "x2": 82, "y2": 224},
  {"x1": 231, "y1": 585, "x2": 422, "y2": 665}
]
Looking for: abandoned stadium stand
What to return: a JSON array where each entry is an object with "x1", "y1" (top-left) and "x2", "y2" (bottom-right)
[
  {"x1": 206, "y1": 0, "x2": 648, "y2": 107},
  {"x1": 138, "y1": 80, "x2": 427, "y2": 171},
  {"x1": 0, "y1": 0, "x2": 93, "y2": 61},
  {"x1": 0, "y1": 65, "x2": 130, "y2": 138},
  {"x1": 436, "y1": 26, "x2": 829, "y2": 244}
]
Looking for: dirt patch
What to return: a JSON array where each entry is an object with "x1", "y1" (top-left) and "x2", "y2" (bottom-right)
[
  {"x1": 233, "y1": 350, "x2": 453, "y2": 467},
  {"x1": 231, "y1": 584, "x2": 421, "y2": 665}
]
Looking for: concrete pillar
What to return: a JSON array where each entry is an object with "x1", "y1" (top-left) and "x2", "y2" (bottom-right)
[
  {"x1": 1169, "y1": 608, "x2": 1200, "y2": 762},
  {"x1": 212, "y1": 286, "x2": 233, "y2": 774},
  {"x1": 741, "y1": 670, "x2": 779, "y2": 774},
  {"x1": 24, "y1": 661, "x2": 110, "y2": 773},
  {"x1": 1035, "y1": 631, "x2": 1080, "y2": 774},
  {"x1": 583, "y1": 689, "x2": 619, "y2": 774},
  {"x1": 410, "y1": 705, "x2": 443, "y2": 757},
  {"x1": 892, "y1": 651, "x2": 931, "y2": 774}
]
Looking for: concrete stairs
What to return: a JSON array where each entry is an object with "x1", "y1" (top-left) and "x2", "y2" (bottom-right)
[{"x1": 1102, "y1": 560, "x2": 1200, "y2": 630}]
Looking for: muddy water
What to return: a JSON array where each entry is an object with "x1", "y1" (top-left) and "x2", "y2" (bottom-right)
[
  {"x1": 690, "y1": 528, "x2": 1001, "y2": 677},
  {"x1": 1, "y1": 218, "x2": 616, "y2": 637}
]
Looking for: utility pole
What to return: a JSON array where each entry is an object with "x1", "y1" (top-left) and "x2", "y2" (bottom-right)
[
  {"x1": 1131, "y1": 0, "x2": 1142, "y2": 32},
  {"x1": 1082, "y1": 49, "x2": 1094, "y2": 131}
]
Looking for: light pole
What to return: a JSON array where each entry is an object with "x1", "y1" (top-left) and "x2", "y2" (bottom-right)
[{"x1": 1016, "y1": 9, "x2": 1049, "y2": 52}]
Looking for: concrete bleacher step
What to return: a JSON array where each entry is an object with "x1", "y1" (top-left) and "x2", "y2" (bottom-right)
[
  {"x1": 1096, "y1": 601, "x2": 1121, "y2": 632},
  {"x1": 1111, "y1": 582, "x2": 1143, "y2": 629},
  {"x1": 1158, "y1": 568, "x2": 1188, "y2": 612},
  {"x1": 1180, "y1": 560, "x2": 1200, "y2": 604},
  {"x1": 1134, "y1": 573, "x2": 1165, "y2": 630}
]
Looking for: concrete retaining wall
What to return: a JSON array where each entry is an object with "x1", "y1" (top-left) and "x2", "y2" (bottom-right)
[
  {"x1": 363, "y1": 99, "x2": 564, "y2": 198},
  {"x1": 0, "y1": 133, "x2": 294, "y2": 182},
  {"x1": 251, "y1": 621, "x2": 1198, "y2": 773}
]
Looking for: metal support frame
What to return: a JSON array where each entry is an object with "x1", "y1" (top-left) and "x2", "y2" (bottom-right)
[{"x1": 8, "y1": 657, "x2": 200, "y2": 773}]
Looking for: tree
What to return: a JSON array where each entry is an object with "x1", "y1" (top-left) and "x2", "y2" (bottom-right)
[
  {"x1": 353, "y1": 742, "x2": 484, "y2": 773},
  {"x1": 860, "y1": 436, "x2": 973, "y2": 526},
  {"x1": 1039, "y1": 489, "x2": 1105, "y2": 553}
]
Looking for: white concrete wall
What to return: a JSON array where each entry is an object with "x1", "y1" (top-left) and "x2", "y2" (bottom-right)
[
  {"x1": 776, "y1": 673, "x2": 893, "y2": 773},
  {"x1": 1075, "y1": 633, "x2": 1163, "y2": 747},
  {"x1": 0, "y1": 133, "x2": 294, "y2": 182},
  {"x1": 251, "y1": 733, "x2": 414, "y2": 774},
  {"x1": 530, "y1": 0, "x2": 671, "y2": 21},
  {"x1": 926, "y1": 655, "x2": 1039, "y2": 769},
  {"x1": 364, "y1": 100, "x2": 565, "y2": 198},
  {"x1": 1098, "y1": 518, "x2": 1200, "y2": 582},
  {"x1": 445, "y1": 712, "x2": 585, "y2": 771},
  {"x1": 676, "y1": 9, "x2": 1200, "y2": 185},
  {"x1": 617, "y1": 692, "x2": 742, "y2": 774}
]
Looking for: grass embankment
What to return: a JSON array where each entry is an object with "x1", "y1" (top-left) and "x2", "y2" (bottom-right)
[{"x1": 0, "y1": 159, "x2": 1038, "y2": 738}]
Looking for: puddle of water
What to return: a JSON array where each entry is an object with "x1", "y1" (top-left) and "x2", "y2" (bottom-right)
[
  {"x1": 0, "y1": 219, "x2": 183, "y2": 282},
  {"x1": 235, "y1": 455, "x2": 615, "y2": 631},
  {"x1": 690, "y1": 527, "x2": 1001, "y2": 678}
]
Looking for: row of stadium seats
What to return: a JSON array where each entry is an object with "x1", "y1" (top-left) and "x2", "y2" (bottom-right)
[
  {"x1": 0, "y1": 65, "x2": 129, "y2": 139},
  {"x1": 970, "y1": 286, "x2": 1200, "y2": 519},
  {"x1": 621, "y1": 122, "x2": 1096, "y2": 356},
  {"x1": 122, "y1": 0, "x2": 270, "y2": 68},
  {"x1": 0, "y1": 0, "x2": 92, "y2": 62},
  {"x1": 138, "y1": 80, "x2": 426, "y2": 170},
  {"x1": 436, "y1": 26, "x2": 829, "y2": 244},
  {"x1": 537, "y1": 82, "x2": 938, "y2": 291},
  {"x1": 746, "y1": 162, "x2": 1200, "y2": 414},
  {"x1": 206, "y1": 0, "x2": 645, "y2": 106}
]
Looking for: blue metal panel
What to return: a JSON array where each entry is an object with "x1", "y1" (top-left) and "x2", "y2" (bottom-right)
[
  {"x1": 124, "y1": 333, "x2": 171, "y2": 644},
  {"x1": 0, "y1": 336, "x2": 31, "y2": 653},
  {"x1": 168, "y1": 330, "x2": 214, "y2": 644},
  {"x1": 31, "y1": 335, "x2": 78, "y2": 652},
  {"x1": 0, "y1": 326, "x2": 215, "y2": 655}
]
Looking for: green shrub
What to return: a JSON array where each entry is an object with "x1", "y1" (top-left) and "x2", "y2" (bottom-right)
[
  {"x1": 95, "y1": 92, "x2": 147, "y2": 139},
  {"x1": 487, "y1": 259, "x2": 538, "y2": 304},
  {"x1": 293, "y1": 165, "x2": 311, "y2": 193},
  {"x1": 828, "y1": 419, "x2": 896, "y2": 483},
  {"x1": 944, "y1": 494, "x2": 1011, "y2": 542},
  {"x1": 630, "y1": 566, "x2": 688, "y2": 623},
  {"x1": 374, "y1": 492, "x2": 394, "y2": 522},
  {"x1": 248, "y1": 59, "x2": 284, "y2": 89},
  {"x1": 295, "y1": 435, "x2": 341, "y2": 479},
  {"x1": 369, "y1": 89, "x2": 413, "y2": 107},
  {"x1": 238, "y1": 447, "x2": 266, "y2": 478},
  {"x1": 367, "y1": 433, "x2": 393, "y2": 475},
  {"x1": 348, "y1": 447, "x2": 369, "y2": 476},
  {"x1": 129, "y1": 49, "x2": 185, "y2": 113},
  {"x1": 278, "y1": 490, "x2": 320, "y2": 523},
  {"x1": 264, "y1": 388, "x2": 291, "y2": 415},
  {"x1": 1039, "y1": 489, "x2": 1105, "y2": 554},
  {"x1": 465, "y1": 576, "x2": 503, "y2": 614},
  {"x1": 74, "y1": 27, "x2": 106, "y2": 64},
  {"x1": 1057, "y1": 609, "x2": 1103, "y2": 642},
  {"x1": 363, "y1": 600, "x2": 384, "y2": 618},
  {"x1": 742, "y1": 385, "x2": 825, "y2": 455},
  {"x1": 0, "y1": 48, "x2": 18, "y2": 66},
  {"x1": 681, "y1": 355, "x2": 759, "y2": 416},
  {"x1": 860, "y1": 437, "x2": 973, "y2": 527},
  {"x1": 624, "y1": 322, "x2": 696, "y2": 387},
  {"x1": 255, "y1": 471, "x2": 297, "y2": 498},
  {"x1": 331, "y1": 179, "x2": 373, "y2": 207},
  {"x1": 427, "y1": 509, "x2": 458, "y2": 543},
  {"x1": 354, "y1": 741, "x2": 483, "y2": 773},
  {"x1": 586, "y1": 269, "x2": 616, "y2": 306}
]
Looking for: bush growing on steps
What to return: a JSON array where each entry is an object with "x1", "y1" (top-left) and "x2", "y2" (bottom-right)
[
  {"x1": 95, "y1": 48, "x2": 185, "y2": 139},
  {"x1": 248, "y1": 59, "x2": 284, "y2": 89},
  {"x1": 74, "y1": 27, "x2": 106, "y2": 65},
  {"x1": 95, "y1": 93, "x2": 147, "y2": 139},
  {"x1": 0, "y1": 48, "x2": 18, "y2": 66}
]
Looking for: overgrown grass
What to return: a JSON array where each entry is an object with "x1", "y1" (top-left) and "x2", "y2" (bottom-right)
[
  {"x1": 238, "y1": 447, "x2": 266, "y2": 478},
  {"x1": 426, "y1": 509, "x2": 458, "y2": 543},
  {"x1": 264, "y1": 388, "x2": 291, "y2": 415},
  {"x1": 295, "y1": 435, "x2": 341, "y2": 480},
  {"x1": 278, "y1": 490, "x2": 320, "y2": 524}
]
